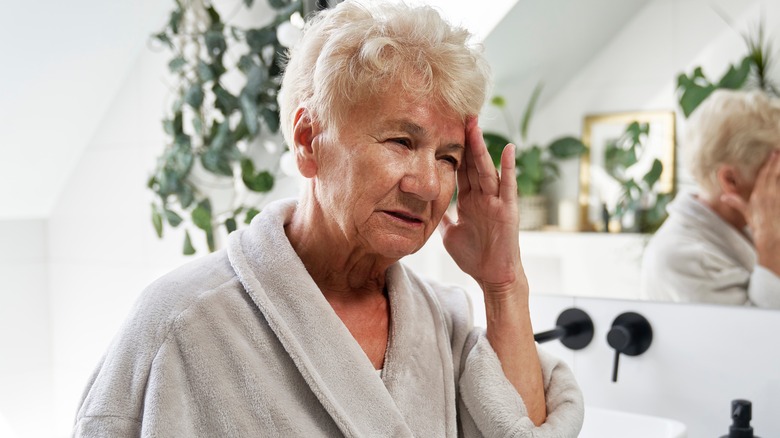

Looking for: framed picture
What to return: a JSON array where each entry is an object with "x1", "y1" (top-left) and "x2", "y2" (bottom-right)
[{"x1": 579, "y1": 111, "x2": 676, "y2": 232}]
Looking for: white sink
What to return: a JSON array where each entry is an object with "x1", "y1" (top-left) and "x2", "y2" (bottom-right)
[{"x1": 580, "y1": 406, "x2": 687, "y2": 438}]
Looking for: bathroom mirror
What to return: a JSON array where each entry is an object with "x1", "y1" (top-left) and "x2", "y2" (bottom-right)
[{"x1": 475, "y1": 0, "x2": 778, "y2": 308}]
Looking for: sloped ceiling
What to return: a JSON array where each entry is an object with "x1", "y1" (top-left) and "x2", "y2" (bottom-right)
[
  {"x1": 0, "y1": 0, "x2": 169, "y2": 219},
  {"x1": 483, "y1": 0, "x2": 651, "y2": 108}
]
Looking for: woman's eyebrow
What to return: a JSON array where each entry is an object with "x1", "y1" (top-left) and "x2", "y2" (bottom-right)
[{"x1": 387, "y1": 120, "x2": 464, "y2": 150}]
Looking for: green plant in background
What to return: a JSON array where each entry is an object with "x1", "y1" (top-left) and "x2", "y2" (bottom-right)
[
  {"x1": 604, "y1": 121, "x2": 673, "y2": 233},
  {"x1": 148, "y1": 0, "x2": 302, "y2": 254},
  {"x1": 482, "y1": 85, "x2": 588, "y2": 196},
  {"x1": 677, "y1": 19, "x2": 778, "y2": 117}
]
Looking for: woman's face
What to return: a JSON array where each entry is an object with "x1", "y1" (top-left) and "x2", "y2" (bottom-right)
[{"x1": 310, "y1": 92, "x2": 466, "y2": 260}]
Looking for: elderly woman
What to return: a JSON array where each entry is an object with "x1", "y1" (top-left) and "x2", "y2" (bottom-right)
[
  {"x1": 641, "y1": 90, "x2": 780, "y2": 307},
  {"x1": 74, "y1": 1, "x2": 583, "y2": 436}
]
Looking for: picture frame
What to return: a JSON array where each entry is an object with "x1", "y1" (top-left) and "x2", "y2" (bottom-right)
[{"x1": 579, "y1": 111, "x2": 676, "y2": 232}]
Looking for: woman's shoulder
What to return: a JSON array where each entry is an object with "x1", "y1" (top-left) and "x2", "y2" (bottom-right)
[{"x1": 126, "y1": 250, "x2": 243, "y2": 338}]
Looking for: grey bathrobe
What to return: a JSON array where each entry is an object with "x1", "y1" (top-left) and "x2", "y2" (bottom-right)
[{"x1": 74, "y1": 199, "x2": 583, "y2": 437}]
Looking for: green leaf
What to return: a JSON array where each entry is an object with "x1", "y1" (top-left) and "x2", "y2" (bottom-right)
[
  {"x1": 642, "y1": 159, "x2": 664, "y2": 188},
  {"x1": 164, "y1": 208, "x2": 183, "y2": 227},
  {"x1": 173, "y1": 111, "x2": 183, "y2": 134},
  {"x1": 519, "y1": 147, "x2": 543, "y2": 181},
  {"x1": 183, "y1": 230, "x2": 196, "y2": 255},
  {"x1": 679, "y1": 83, "x2": 716, "y2": 117},
  {"x1": 168, "y1": 56, "x2": 186, "y2": 73},
  {"x1": 482, "y1": 132, "x2": 512, "y2": 167},
  {"x1": 153, "y1": 32, "x2": 173, "y2": 49},
  {"x1": 192, "y1": 201, "x2": 212, "y2": 231},
  {"x1": 206, "y1": 6, "x2": 222, "y2": 29},
  {"x1": 246, "y1": 28, "x2": 277, "y2": 53},
  {"x1": 491, "y1": 95, "x2": 506, "y2": 108},
  {"x1": 718, "y1": 57, "x2": 751, "y2": 89},
  {"x1": 205, "y1": 30, "x2": 227, "y2": 59},
  {"x1": 245, "y1": 207, "x2": 260, "y2": 224},
  {"x1": 169, "y1": 8, "x2": 183, "y2": 34},
  {"x1": 163, "y1": 119, "x2": 174, "y2": 136},
  {"x1": 241, "y1": 158, "x2": 275, "y2": 192},
  {"x1": 179, "y1": 185, "x2": 194, "y2": 209},
  {"x1": 240, "y1": 94, "x2": 260, "y2": 136},
  {"x1": 520, "y1": 83, "x2": 543, "y2": 142},
  {"x1": 243, "y1": 0, "x2": 255, "y2": 7},
  {"x1": 206, "y1": 229, "x2": 215, "y2": 252},
  {"x1": 225, "y1": 217, "x2": 238, "y2": 234},
  {"x1": 516, "y1": 173, "x2": 537, "y2": 196},
  {"x1": 548, "y1": 136, "x2": 587, "y2": 158},
  {"x1": 268, "y1": 0, "x2": 291, "y2": 8},
  {"x1": 197, "y1": 61, "x2": 214, "y2": 82},
  {"x1": 213, "y1": 85, "x2": 239, "y2": 113},
  {"x1": 201, "y1": 149, "x2": 234, "y2": 177},
  {"x1": 192, "y1": 116, "x2": 203, "y2": 135},
  {"x1": 262, "y1": 107, "x2": 280, "y2": 133},
  {"x1": 243, "y1": 64, "x2": 268, "y2": 98},
  {"x1": 152, "y1": 205, "x2": 163, "y2": 238},
  {"x1": 185, "y1": 84, "x2": 204, "y2": 108},
  {"x1": 209, "y1": 121, "x2": 231, "y2": 150}
]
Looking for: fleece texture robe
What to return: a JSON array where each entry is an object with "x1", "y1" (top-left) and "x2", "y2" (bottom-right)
[
  {"x1": 640, "y1": 191, "x2": 780, "y2": 307},
  {"x1": 74, "y1": 199, "x2": 584, "y2": 437}
]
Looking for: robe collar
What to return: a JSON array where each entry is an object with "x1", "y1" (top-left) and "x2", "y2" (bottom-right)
[{"x1": 227, "y1": 199, "x2": 456, "y2": 437}]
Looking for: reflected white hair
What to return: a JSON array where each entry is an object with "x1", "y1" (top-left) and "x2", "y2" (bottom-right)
[
  {"x1": 685, "y1": 89, "x2": 780, "y2": 197},
  {"x1": 278, "y1": 0, "x2": 491, "y2": 147}
]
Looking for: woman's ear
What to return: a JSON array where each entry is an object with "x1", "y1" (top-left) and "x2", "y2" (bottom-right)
[
  {"x1": 715, "y1": 165, "x2": 742, "y2": 196},
  {"x1": 292, "y1": 107, "x2": 319, "y2": 178}
]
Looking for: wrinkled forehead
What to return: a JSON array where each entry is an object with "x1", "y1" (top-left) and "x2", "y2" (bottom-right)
[{"x1": 340, "y1": 89, "x2": 466, "y2": 138}]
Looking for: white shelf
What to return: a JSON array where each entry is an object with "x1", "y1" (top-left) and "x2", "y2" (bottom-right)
[{"x1": 408, "y1": 230, "x2": 650, "y2": 301}]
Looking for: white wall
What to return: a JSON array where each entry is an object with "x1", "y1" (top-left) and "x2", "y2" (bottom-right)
[
  {"x1": 530, "y1": 295, "x2": 780, "y2": 438},
  {"x1": 0, "y1": 220, "x2": 52, "y2": 438},
  {"x1": 46, "y1": 47, "x2": 193, "y2": 435}
]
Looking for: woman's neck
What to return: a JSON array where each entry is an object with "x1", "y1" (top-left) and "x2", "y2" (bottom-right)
[
  {"x1": 285, "y1": 196, "x2": 393, "y2": 300},
  {"x1": 698, "y1": 193, "x2": 749, "y2": 234}
]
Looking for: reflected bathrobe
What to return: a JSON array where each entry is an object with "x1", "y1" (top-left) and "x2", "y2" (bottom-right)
[
  {"x1": 74, "y1": 199, "x2": 584, "y2": 437},
  {"x1": 640, "y1": 192, "x2": 780, "y2": 307}
]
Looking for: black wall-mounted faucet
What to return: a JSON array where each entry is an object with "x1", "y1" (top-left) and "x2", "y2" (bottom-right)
[
  {"x1": 533, "y1": 308, "x2": 594, "y2": 350},
  {"x1": 607, "y1": 311, "x2": 652, "y2": 382}
]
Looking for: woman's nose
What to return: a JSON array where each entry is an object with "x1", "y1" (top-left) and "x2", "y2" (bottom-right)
[{"x1": 400, "y1": 156, "x2": 441, "y2": 201}]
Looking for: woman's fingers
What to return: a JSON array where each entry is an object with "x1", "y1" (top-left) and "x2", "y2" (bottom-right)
[
  {"x1": 499, "y1": 143, "x2": 517, "y2": 202},
  {"x1": 465, "y1": 117, "x2": 506, "y2": 196}
]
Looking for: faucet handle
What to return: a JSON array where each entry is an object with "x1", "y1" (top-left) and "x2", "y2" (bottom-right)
[{"x1": 607, "y1": 312, "x2": 652, "y2": 382}]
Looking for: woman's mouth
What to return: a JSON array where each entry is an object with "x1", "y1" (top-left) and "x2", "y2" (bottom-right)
[{"x1": 384, "y1": 210, "x2": 423, "y2": 225}]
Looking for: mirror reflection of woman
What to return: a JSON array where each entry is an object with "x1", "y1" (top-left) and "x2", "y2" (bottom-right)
[
  {"x1": 641, "y1": 90, "x2": 780, "y2": 308},
  {"x1": 72, "y1": 1, "x2": 584, "y2": 436}
]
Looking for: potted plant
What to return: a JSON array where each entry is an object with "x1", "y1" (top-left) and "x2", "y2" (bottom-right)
[
  {"x1": 482, "y1": 84, "x2": 587, "y2": 230},
  {"x1": 603, "y1": 121, "x2": 673, "y2": 233},
  {"x1": 148, "y1": 0, "x2": 303, "y2": 254}
]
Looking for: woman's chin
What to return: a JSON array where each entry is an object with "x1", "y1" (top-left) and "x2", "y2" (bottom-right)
[{"x1": 370, "y1": 234, "x2": 426, "y2": 260}]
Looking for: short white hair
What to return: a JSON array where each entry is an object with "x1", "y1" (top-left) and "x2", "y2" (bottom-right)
[
  {"x1": 685, "y1": 89, "x2": 780, "y2": 197},
  {"x1": 278, "y1": 0, "x2": 491, "y2": 147}
]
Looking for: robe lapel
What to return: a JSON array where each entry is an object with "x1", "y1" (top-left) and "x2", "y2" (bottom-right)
[
  {"x1": 383, "y1": 264, "x2": 457, "y2": 437},
  {"x1": 227, "y1": 200, "x2": 413, "y2": 438}
]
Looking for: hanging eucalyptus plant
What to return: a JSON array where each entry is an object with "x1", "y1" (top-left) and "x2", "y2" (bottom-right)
[{"x1": 148, "y1": 0, "x2": 303, "y2": 255}]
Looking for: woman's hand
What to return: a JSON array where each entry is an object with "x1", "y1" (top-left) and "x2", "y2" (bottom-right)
[
  {"x1": 439, "y1": 117, "x2": 547, "y2": 425},
  {"x1": 440, "y1": 117, "x2": 526, "y2": 296},
  {"x1": 722, "y1": 150, "x2": 780, "y2": 275}
]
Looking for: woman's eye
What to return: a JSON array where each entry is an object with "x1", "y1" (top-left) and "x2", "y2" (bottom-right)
[
  {"x1": 390, "y1": 138, "x2": 412, "y2": 148},
  {"x1": 441, "y1": 156, "x2": 459, "y2": 168}
]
